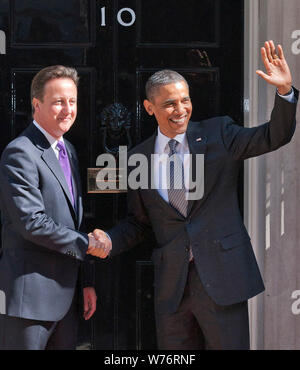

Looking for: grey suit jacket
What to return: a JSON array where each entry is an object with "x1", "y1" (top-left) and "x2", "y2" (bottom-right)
[
  {"x1": 109, "y1": 91, "x2": 298, "y2": 314},
  {"x1": 0, "y1": 123, "x2": 89, "y2": 321}
]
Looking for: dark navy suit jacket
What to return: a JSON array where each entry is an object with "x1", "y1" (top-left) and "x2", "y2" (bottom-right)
[{"x1": 109, "y1": 91, "x2": 298, "y2": 314}]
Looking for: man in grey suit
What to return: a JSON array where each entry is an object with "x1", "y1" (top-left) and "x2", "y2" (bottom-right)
[
  {"x1": 0, "y1": 65, "x2": 98, "y2": 349},
  {"x1": 89, "y1": 41, "x2": 298, "y2": 349}
]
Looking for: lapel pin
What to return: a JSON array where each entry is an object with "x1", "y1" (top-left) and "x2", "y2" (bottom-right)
[{"x1": 196, "y1": 137, "x2": 202, "y2": 142}]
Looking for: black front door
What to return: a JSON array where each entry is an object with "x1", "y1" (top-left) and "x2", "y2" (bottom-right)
[{"x1": 0, "y1": 0, "x2": 244, "y2": 349}]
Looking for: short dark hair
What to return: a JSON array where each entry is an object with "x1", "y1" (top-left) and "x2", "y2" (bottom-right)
[
  {"x1": 145, "y1": 70, "x2": 189, "y2": 101},
  {"x1": 31, "y1": 65, "x2": 79, "y2": 114}
]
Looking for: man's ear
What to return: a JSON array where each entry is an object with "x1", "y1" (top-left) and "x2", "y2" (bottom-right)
[
  {"x1": 143, "y1": 99, "x2": 154, "y2": 116},
  {"x1": 32, "y1": 97, "x2": 41, "y2": 113}
]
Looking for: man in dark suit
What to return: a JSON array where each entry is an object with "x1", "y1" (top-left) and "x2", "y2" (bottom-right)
[
  {"x1": 90, "y1": 41, "x2": 298, "y2": 349},
  {"x1": 0, "y1": 65, "x2": 98, "y2": 350}
]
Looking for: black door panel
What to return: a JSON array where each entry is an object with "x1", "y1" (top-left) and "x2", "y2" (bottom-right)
[{"x1": 0, "y1": 0, "x2": 244, "y2": 349}]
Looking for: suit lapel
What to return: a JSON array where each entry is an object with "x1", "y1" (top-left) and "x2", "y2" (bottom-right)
[
  {"x1": 140, "y1": 131, "x2": 186, "y2": 219},
  {"x1": 186, "y1": 123, "x2": 207, "y2": 215},
  {"x1": 27, "y1": 123, "x2": 77, "y2": 219},
  {"x1": 65, "y1": 142, "x2": 83, "y2": 226},
  {"x1": 133, "y1": 123, "x2": 208, "y2": 218},
  {"x1": 41, "y1": 147, "x2": 77, "y2": 214}
]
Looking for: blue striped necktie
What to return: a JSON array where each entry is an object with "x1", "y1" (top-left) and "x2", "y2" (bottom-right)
[{"x1": 167, "y1": 139, "x2": 188, "y2": 217}]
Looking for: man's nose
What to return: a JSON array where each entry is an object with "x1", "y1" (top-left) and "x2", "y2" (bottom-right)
[
  {"x1": 175, "y1": 103, "x2": 185, "y2": 115},
  {"x1": 63, "y1": 102, "x2": 72, "y2": 113}
]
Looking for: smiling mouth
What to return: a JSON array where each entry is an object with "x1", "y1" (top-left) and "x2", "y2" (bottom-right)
[
  {"x1": 59, "y1": 117, "x2": 72, "y2": 122},
  {"x1": 170, "y1": 116, "x2": 187, "y2": 124}
]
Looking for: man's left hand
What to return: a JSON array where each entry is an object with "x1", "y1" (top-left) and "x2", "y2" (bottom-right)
[
  {"x1": 83, "y1": 287, "x2": 97, "y2": 320},
  {"x1": 256, "y1": 40, "x2": 292, "y2": 95}
]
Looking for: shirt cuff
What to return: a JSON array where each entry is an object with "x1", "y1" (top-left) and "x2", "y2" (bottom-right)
[
  {"x1": 105, "y1": 232, "x2": 112, "y2": 243},
  {"x1": 277, "y1": 87, "x2": 296, "y2": 103},
  {"x1": 105, "y1": 232, "x2": 112, "y2": 257}
]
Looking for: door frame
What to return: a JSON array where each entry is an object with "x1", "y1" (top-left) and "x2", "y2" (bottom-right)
[{"x1": 244, "y1": 0, "x2": 265, "y2": 350}]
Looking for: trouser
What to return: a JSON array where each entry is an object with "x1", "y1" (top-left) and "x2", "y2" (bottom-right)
[
  {"x1": 155, "y1": 261, "x2": 250, "y2": 350},
  {"x1": 0, "y1": 292, "x2": 79, "y2": 350}
]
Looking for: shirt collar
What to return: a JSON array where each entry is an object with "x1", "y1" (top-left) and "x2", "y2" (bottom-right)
[
  {"x1": 156, "y1": 127, "x2": 188, "y2": 153},
  {"x1": 33, "y1": 120, "x2": 64, "y2": 150}
]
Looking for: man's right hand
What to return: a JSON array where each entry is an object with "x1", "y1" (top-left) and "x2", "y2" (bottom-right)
[{"x1": 87, "y1": 229, "x2": 112, "y2": 258}]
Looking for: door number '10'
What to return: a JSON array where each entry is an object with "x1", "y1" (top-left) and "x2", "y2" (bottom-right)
[{"x1": 101, "y1": 7, "x2": 136, "y2": 27}]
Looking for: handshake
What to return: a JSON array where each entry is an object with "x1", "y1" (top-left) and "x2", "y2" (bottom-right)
[{"x1": 87, "y1": 229, "x2": 112, "y2": 258}]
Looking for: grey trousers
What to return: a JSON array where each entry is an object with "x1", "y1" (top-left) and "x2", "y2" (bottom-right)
[{"x1": 0, "y1": 292, "x2": 79, "y2": 350}]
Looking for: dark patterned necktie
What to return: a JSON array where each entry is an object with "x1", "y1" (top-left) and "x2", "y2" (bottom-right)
[
  {"x1": 167, "y1": 139, "x2": 188, "y2": 217},
  {"x1": 167, "y1": 139, "x2": 193, "y2": 261},
  {"x1": 56, "y1": 141, "x2": 75, "y2": 206}
]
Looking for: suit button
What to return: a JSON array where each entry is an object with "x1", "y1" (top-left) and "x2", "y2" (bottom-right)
[
  {"x1": 66, "y1": 250, "x2": 76, "y2": 258},
  {"x1": 185, "y1": 247, "x2": 190, "y2": 252}
]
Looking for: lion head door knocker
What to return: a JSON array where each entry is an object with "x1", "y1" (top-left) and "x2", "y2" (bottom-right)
[
  {"x1": 87, "y1": 104, "x2": 133, "y2": 193},
  {"x1": 90, "y1": 103, "x2": 132, "y2": 192},
  {"x1": 100, "y1": 102, "x2": 132, "y2": 155}
]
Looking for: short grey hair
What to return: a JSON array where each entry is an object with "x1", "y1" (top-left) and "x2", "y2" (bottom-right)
[
  {"x1": 145, "y1": 70, "x2": 189, "y2": 101},
  {"x1": 31, "y1": 65, "x2": 79, "y2": 114}
]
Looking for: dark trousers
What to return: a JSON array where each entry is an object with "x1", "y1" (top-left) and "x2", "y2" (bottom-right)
[
  {"x1": 0, "y1": 292, "x2": 79, "y2": 350},
  {"x1": 155, "y1": 261, "x2": 250, "y2": 350}
]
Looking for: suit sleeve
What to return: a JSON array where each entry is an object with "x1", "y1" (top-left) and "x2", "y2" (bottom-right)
[
  {"x1": 108, "y1": 186, "x2": 155, "y2": 257},
  {"x1": 0, "y1": 144, "x2": 89, "y2": 261},
  {"x1": 222, "y1": 89, "x2": 298, "y2": 160}
]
